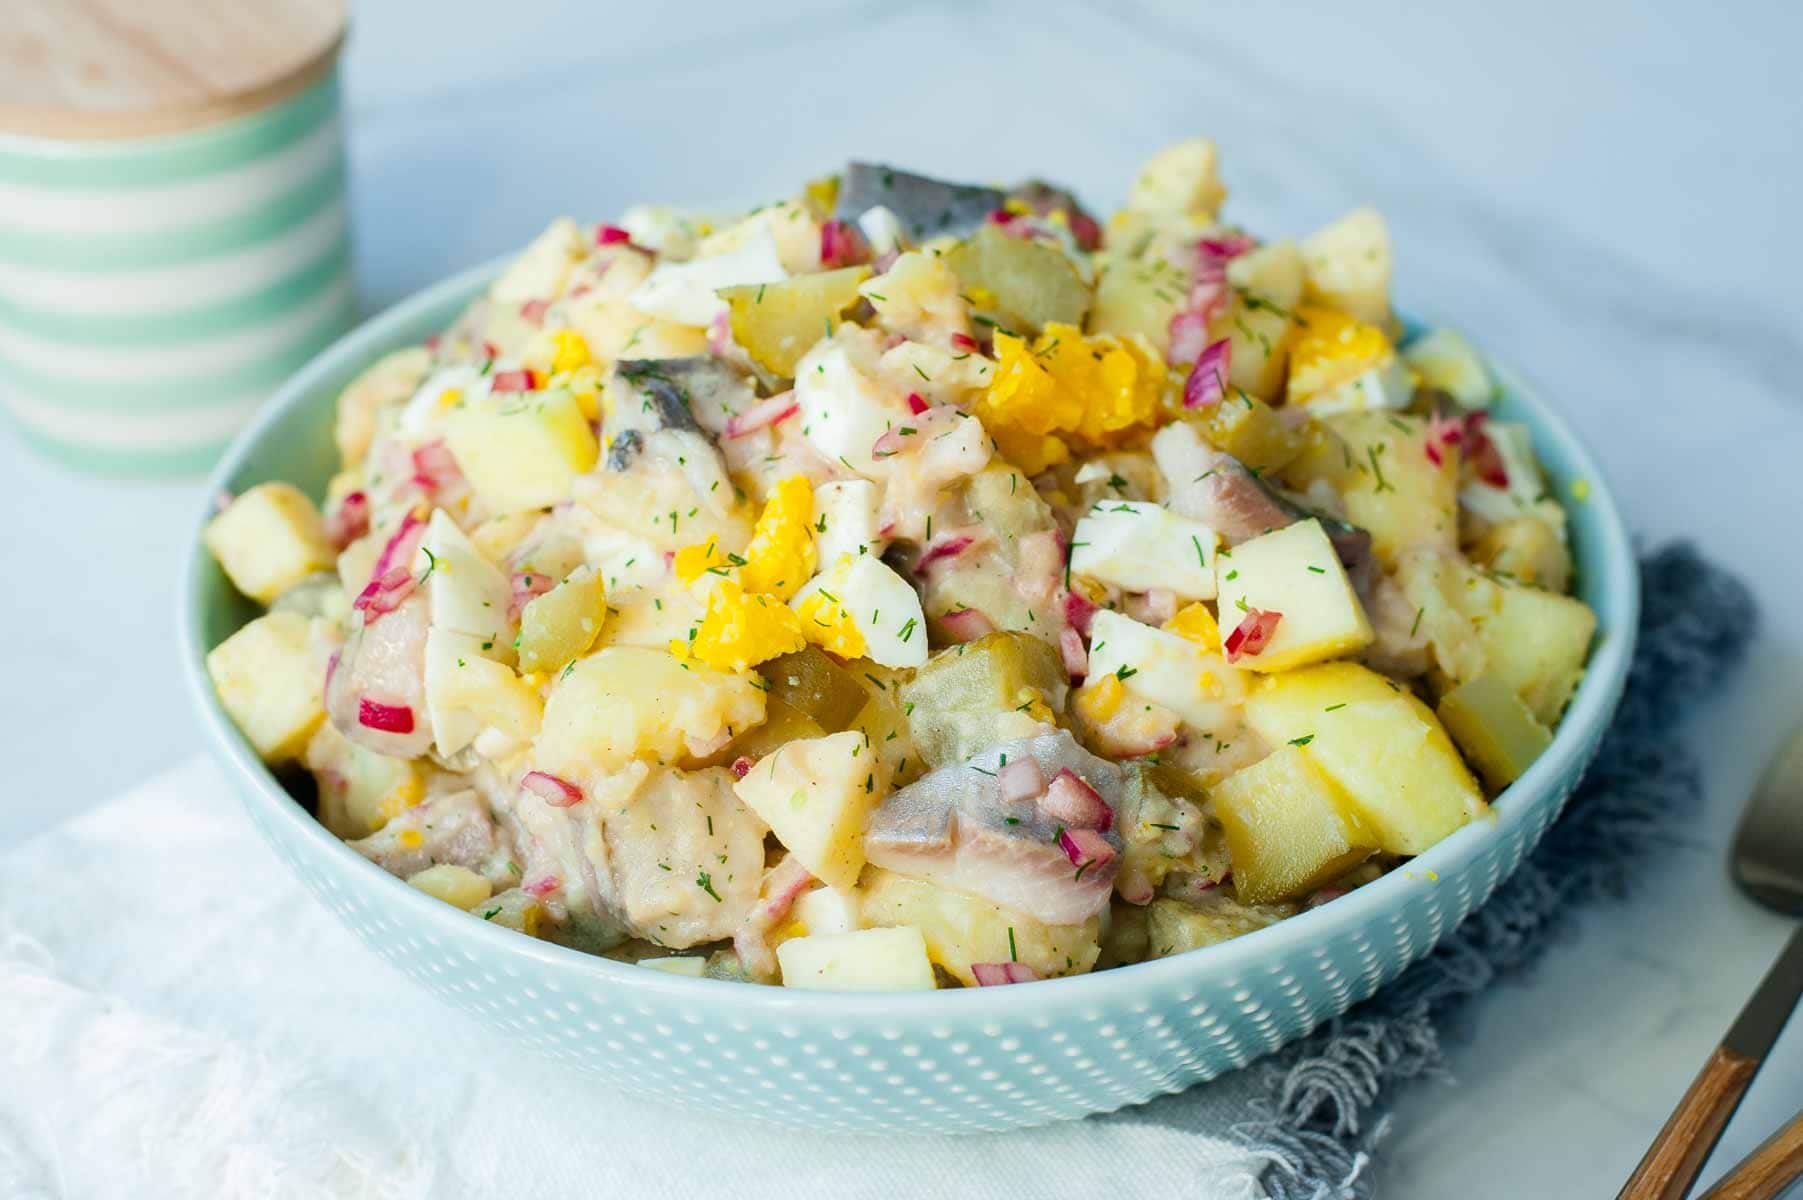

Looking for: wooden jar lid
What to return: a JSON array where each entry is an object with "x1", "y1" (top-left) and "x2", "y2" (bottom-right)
[{"x1": 0, "y1": 0, "x2": 348, "y2": 141}]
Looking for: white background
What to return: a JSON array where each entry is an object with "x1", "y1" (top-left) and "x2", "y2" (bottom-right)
[{"x1": 2, "y1": 2, "x2": 1800, "y2": 1195}]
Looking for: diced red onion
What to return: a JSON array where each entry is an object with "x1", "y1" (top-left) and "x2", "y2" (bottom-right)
[
  {"x1": 1184, "y1": 338, "x2": 1231, "y2": 409},
  {"x1": 1060, "y1": 626, "x2": 1089, "y2": 679},
  {"x1": 1198, "y1": 233, "x2": 1258, "y2": 262},
  {"x1": 707, "y1": 309, "x2": 734, "y2": 357},
  {"x1": 326, "y1": 490, "x2": 370, "y2": 549},
  {"x1": 971, "y1": 962, "x2": 1041, "y2": 986},
  {"x1": 522, "y1": 874, "x2": 562, "y2": 898},
  {"x1": 369, "y1": 509, "x2": 427, "y2": 585},
  {"x1": 324, "y1": 649, "x2": 340, "y2": 694},
  {"x1": 906, "y1": 391, "x2": 929, "y2": 415},
  {"x1": 481, "y1": 340, "x2": 500, "y2": 362},
  {"x1": 938, "y1": 607, "x2": 995, "y2": 643},
  {"x1": 723, "y1": 391, "x2": 799, "y2": 439},
  {"x1": 520, "y1": 299, "x2": 549, "y2": 325},
  {"x1": 987, "y1": 209, "x2": 1019, "y2": 227},
  {"x1": 596, "y1": 224, "x2": 632, "y2": 246},
  {"x1": 819, "y1": 220, "x2": 868, "y2": 268},
  {"x1": 950, "y1": 332, "x2": 979, "y2": 353},
  {"x1": 1167, "y1": 308, "x2": 1212, "y2": 365},
  {"x1": 509, "y1": 570, "x2": 556, "y2": 622},
  {"x1": 916, "y1": 534, "x2": 976, "y2": 571},
  {"x1": 997, "y1": 758, "x2": 1047, "y2": 804},
  {"x1": 1057, "y1": 826, "x2": 1116, "y2": 870},
  {"x1": 353, "y1": 565, "x2": 418, "y2": 618},
  {"x1": 357, "y1": 698, "x2": 415, "y2": 734},
  {"x1": 521, "y1": 770, "x2": 583, "y2": 807},
  {"x1": 730, "y1": 755, "x2": 756, "y2": 780},
  {"x1": 1041, "y1": 768, "x2": 1113, "y2": 831},
  {"x1": 491, "y1": 369, "x2": 536, "y2": 393},
  {"x1": 1137, "y1": 588, "x2": 1179, "y2": 625},
  {"x1": 411, "y1": 440, "x2": 464, "y2": 500},
  {"x1": 1462, "y1": 412, "x2": 1510, "y2": 488},
  {"x1": 1224, "y1": 608, "x2": 1282, "y2": 663},
  {"x1": 1061, "y1": 588, "x2": 1097, "y2": 637},
  {"x1": 1068, "y1": 211, "x2": 1103, "y2": 253},
  {"x1": 1423, "y1": 411, "x2": 1466, "y2": 468}
]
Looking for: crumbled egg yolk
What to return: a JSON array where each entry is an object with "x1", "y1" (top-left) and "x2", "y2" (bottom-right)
[
  {"x1": 739, "y1": 476, "x2": 816, "y2": 600},
  {"x1": 1013, "y1": 686, "x2": 1058, "y2": 726},
  {"x1": 673, "y1": 537, "x2": 735, "y2": 586},
  {"x1": 670, "y1": 579, "x2": 807, "y2": 672},
  {"x1": 976, "y1": 323, "x2": 1164, "y2": 474},
  {"x1": 793, "y1": 588, "x2": 868, "y2": 659},
  {"x1": 561, "y1": 362, "x2": 604, "y2": 421},
  {"x1": 396, "y1": 828, "x2": 425, "y2": 850},
  {"x1": 1286, "y1": 305, "x2": 1395, "y2": 403},
  {"x1": 1073, "y1": 674, "x2": 1127, "y2": 724},
  {"x1": 549, "y1": 329, "x2": 592, "y2": 375},
  {"x1": 1165, "y1": 602, "x2": 1222, "y2": 652}
]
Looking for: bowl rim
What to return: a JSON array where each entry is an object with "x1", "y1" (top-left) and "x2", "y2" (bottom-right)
[{"x1": 180, "y1": 259, "x2": 1641, "y2": 1016}]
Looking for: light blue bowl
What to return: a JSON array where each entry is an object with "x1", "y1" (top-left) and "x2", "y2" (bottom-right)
[{"x1": 180, "y1": 261, "x2": 1639, "y2": 1134}]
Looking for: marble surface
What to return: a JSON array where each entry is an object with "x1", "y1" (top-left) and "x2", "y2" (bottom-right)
[{"x1": 2, "y1": 1, "x2": 1800, "y2": 1194}]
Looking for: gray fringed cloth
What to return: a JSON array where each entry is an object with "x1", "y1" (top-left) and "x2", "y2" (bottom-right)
[{"x1": 1119, "y1": 544, "x2": 1758, "y2": 1199}]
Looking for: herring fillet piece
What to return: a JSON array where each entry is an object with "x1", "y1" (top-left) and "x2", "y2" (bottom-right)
[
  {"x1": 833, "y1": 162, "x2": 1004, "y2": 241},
  {"x1": 863, "y1": 731, "x2": 1124, "y2": 925}
]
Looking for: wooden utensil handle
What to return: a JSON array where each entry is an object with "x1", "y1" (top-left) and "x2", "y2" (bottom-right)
[
  {"x1": 1698, "y1": 1110, "x2": 1803, "y2": 1200},
  {"x1": 1616, "y1": 1045, "x2": 1759, "y2": 1200}
]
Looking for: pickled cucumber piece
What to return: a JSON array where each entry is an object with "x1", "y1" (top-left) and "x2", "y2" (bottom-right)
[
  {"x1": 945, "y1": 224, "x2": 1090, "y2": 337},
  {"x1": 725, "y1": 697, "x2": 827, "y2": 761},
  {"x1": 1187, "y1": 393, "x2": 1304, "y2": 475},
  {"x1": 720, "y1": 266, "x2": 871, "y2": 378},
  {"x1": 517, "y1": 568, "x2": 607, "y2": 674},
  {"x1": 1146, "y1": 892, "x2": 1295, "y2": 959},
  {"x1": 1210, "y1": 745, "x2": 1379, "y2": 906},
  {"x1": 897, "y1": 631, "x2": 1067, "y2": 768},
  {"x1": 757, "y1": 645, "x2": 869, "y2": 732},
  {"x1": 1436, "y1": 673, "x2": 1553, "y2": 791}
]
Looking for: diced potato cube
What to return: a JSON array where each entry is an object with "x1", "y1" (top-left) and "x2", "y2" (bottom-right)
[
  {"x1": 790, "y1": 884, "x2": 863, "y2": 937},
  {"x1": 534, "y1": 646, "x2": 765, "y2": 775},
  {"x1": 1085, "y1": 609, "x2": 1245, "y2": 731},
  {"x1": 860, "y1": 868, "x2": 1100, "y2": 985},
  {"x1": 1437, "y1": 674, "x2": 1554, "y2": 791},
  {"x1": 858, "y1": 252, "x2": 968, "y2": 343},
  {"x1": 1146, "y1": 892, "x2": 1294, "y2": 959},
  {"x1": 517, "y1": 568, "x2": 608, "y2": 674},
  {"x1": 1243, "y1": 661, "x2": 1485, "y2": 855},
  {"x1": 335, "y1": 347, "x2": 431, "y2": 466},
  {"x1": 1468, "y1": 516, "x2": 1571, "y2": 594},
  {"x1": 1215, "y1": 519, "x2": 1373, "y2": 672},
  {"x1": 1403, "y1": 328, "x2": 1494, "y2": 407},
  {"x1": 721, "y1": 266, "x2": 871, "y2": 377},
  {"x1": 639, "y1": 956, "x2": 708, "y2": 977},
  {"x1": 1221, "y1": 239, "x2": 1303, "y2": 397},
  {"x1": 1088, "y1": 252, "x2": 1188, "y2": 356},
  {"x1": 206, "y1": 612, "x2": 331, "y2": 764},
  {"x1": 204, "y1": 482, "x2": 337, "y2": 605},
  {"x1": 304, "y1": 720, "x2": 423, "y2": 839},
  {"x1": 1128, "y1": 138, "x2": 1227, "y2": 217},
  {"x1": 733, "y1": 730, "x2": 885, "y2": 889},
  {"x1": 445, "y1": 389, "x2": 599, "y2": 514},
  {"x1": 1071, "y1": 500, "x2": 1219, "y2": 600},
  {"x1": 490, "y1": 217, "x2": 586, "y2": 306},
  {"x1": 474, "y1": 888, "x2": 543, "y2": 936},
  {"x1": 1397, "y1": 551, "x2": 1596, "y2": 725},
  {"x1": 1210, "y1": 745, "x2": 1378, "y2": 905},
  {"x1": 1322, "y1": 411, "x2": 1459, "y2": 568},
  {"x1": 1300, "y1": 207, "x2": 1392, "y2": 328},
  {"x1": 406, "y1": 863, "x2": 494, "y2": 910},
  {"x1": 776, "y1": 926, "x2": 936, "y2": 991}
]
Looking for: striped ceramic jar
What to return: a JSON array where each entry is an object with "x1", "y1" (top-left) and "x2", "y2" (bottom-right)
[{"x1": 0, "y1": 70, "x2": 356, "y2": 474}]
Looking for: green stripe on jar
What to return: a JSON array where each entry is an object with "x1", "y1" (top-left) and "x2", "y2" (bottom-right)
[
  {"x1": 0, "y1": 157, "x2": 345, "y2": 270},
  {"x1": 4, "y1": 409, "x2": 247, "y2": 477},
  {"x1": 0, "y1": 237, "x2": 353, "y2": 344},
  {"x1": 0, "y1": 274, "x2": 358, "y2": 412},
  {"x1": 0, "y1": 73, "x2": 341, "y2": 190}
]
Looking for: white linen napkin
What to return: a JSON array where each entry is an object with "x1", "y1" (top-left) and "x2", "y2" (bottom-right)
[{"x1": 0, "y1": 757, "x2": 1275, "y2": 1200}]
